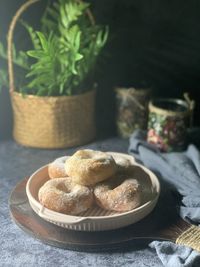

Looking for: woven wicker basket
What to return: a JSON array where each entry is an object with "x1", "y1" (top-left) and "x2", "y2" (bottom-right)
[{"x1": 7, "y1": 0, "x2": 96, "y2": 148}]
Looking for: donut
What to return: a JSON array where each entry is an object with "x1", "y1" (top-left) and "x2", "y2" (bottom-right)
[
  {"x1": 110, "y1": 154, "x2": 135, "y2": 173},
  {"x1": 65, "y1": 149, "x2": 117, "y2": 186},
  {"x1": 48, "y1": 156, "x2": 68, "y2": 179},
  {"x1": 94, "y1": 175, "x2": 142, "y2": 212},
  {"x1": 38, "y1": 178, "x2": 93, "y2": 215}
]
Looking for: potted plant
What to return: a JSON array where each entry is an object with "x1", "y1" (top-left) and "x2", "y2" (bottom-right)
[{"x1": 1, "y1": 0, "x2": 108, "y2": 148}]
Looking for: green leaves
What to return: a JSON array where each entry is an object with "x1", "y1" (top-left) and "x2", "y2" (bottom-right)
[
  {"x1": 21, "y1": 20, "x2": 41, "y2": 50},
  {"x1": 0, "y1": 0, "x2": 109, "y2": 96},
  {"x1": 26, "y1": 32, "x2": 60, "y2": 95},
  {"x1": 0, "y1": 40, "x2": 29, "y2": 93},
  {"x1": 60, "y1": 25, "x2": 83, "y2": 74},
  {"x1": 24, "y1": 0, "x2": 109, "y2": 96},
  {"x1": 95, "y1": 26, "x2": 109, "y2": 53},
  {"x1": 0, "y1": 41, "x2": 29, "y2": 70},
  {"x1": 60, "y1": 0, "x2": 89, "y2": 28}
]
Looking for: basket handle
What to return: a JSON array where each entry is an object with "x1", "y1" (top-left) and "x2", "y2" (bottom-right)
[
  {"x1": 7, "y1": 0, "x2": 40, "y2": 93},
  {"x1": 7, "y1": 0, "x2": 95, "y2": 93}
]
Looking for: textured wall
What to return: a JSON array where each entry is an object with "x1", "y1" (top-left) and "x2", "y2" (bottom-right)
[{"x1": 1, "y1": 0, "x2": 200, "y2": 140}]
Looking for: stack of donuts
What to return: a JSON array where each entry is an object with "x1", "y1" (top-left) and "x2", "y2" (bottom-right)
[{"x1": 38, "y1": 149, "x2": 142, "y2": 215}]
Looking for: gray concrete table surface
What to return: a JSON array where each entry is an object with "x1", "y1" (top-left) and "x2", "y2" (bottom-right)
[{"x1": 0, "y1": 138, "x2": 162, "y2": 267}]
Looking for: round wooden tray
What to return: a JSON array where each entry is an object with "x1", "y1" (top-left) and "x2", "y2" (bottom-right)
[{"x1": 9, "y1": 177, "x2": 188, "y2": 252}]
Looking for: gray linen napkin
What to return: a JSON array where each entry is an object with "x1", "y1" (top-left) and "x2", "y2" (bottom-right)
[{"x1": 128, "y1": 130, "x2": 200, "y2": 267}]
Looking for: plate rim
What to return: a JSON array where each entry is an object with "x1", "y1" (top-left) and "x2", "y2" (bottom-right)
[{"x1": 26, "y1": 152, "x2": 160, "y2": 224}]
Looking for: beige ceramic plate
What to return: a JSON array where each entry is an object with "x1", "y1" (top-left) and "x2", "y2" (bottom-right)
[{"x1": 26, "y1": 152, "x2": 160, "y2": 231}]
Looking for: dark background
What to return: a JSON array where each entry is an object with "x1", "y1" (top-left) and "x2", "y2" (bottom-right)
[{"x1": 1, "y1": 0, "x2": 200, "y2": 141}]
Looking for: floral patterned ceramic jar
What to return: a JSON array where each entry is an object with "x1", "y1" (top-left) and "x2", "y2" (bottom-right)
[
  {"x1": 147, "y1": 97, "x2": 194, "y2": 152},
  {"x1": 116, "y1": 88, "x2": 151, "y2": 138}
]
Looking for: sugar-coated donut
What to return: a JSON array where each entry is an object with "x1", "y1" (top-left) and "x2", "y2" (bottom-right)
[
  {"x1": 65, "y1": 149, "x2": 117, "y2": 186},
  {"x1": 48, "y1": 156, "x2": 68, "y2": 179},
  {"x1": 94, "y1": 175, "x2": 142, "y2": 212},
  {"x1": 38, "y1": 178, "x2": 93, "y2": 215},
  {"x1": 110, "y1": 154, "x2": 135, "y2": 173}
]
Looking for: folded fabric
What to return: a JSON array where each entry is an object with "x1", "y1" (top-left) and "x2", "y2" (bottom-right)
[{"x1": 128, "y1": 130, "x2": 200, "y2": 267}]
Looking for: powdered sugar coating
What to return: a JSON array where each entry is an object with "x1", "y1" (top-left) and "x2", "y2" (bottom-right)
[
  {"x1": 94, "y1": 175, "x2": 142, "y2": 212},
  {"x1": 110, "y1": 154, "x2": 135, "y2": 172},
  {"x1": 48, "y1": 156, "x2": 68, "y2": 179},
  {"x1": 38, "y1": 178, "x2": 93, "y2": 215},
  {"x1": 65, "y1": 149, "x2": 118, "y2": 186}
]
